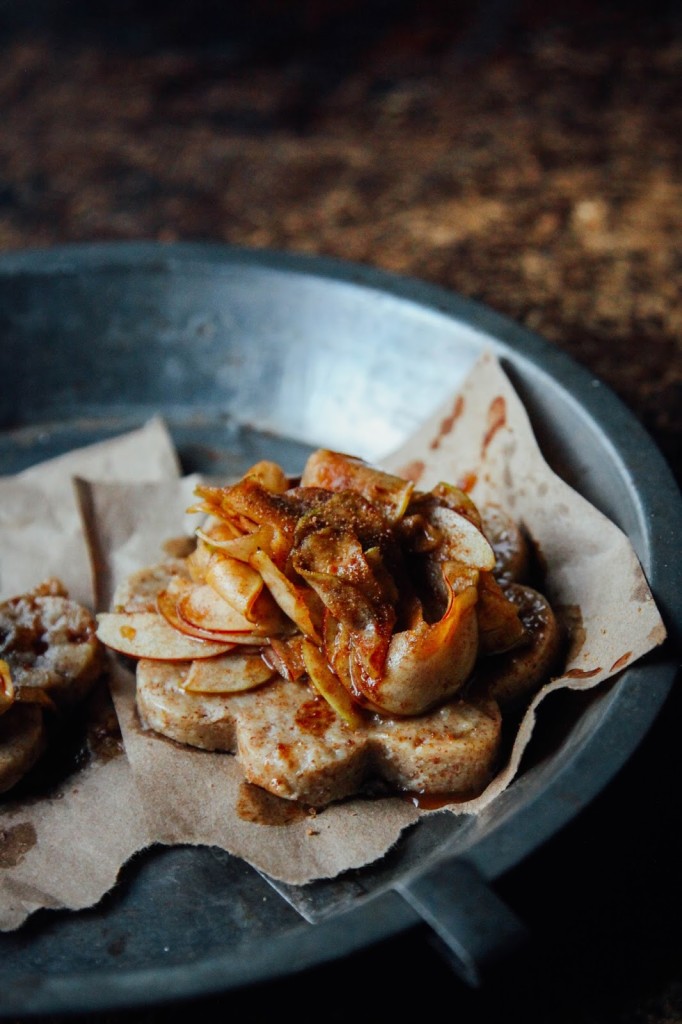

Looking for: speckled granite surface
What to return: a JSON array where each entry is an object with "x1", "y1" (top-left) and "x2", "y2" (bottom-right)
[{"x1": 0, "y1": 3, "x2": 680, "y2": 1021}]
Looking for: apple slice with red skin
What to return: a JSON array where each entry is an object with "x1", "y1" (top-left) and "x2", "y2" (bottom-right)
[
  {"x1": 177, "y1": 583, "x2": 289, "y2": 639},
  {"x1": 157, "y1": 586, "x2": 270, "y2": 646},
  {"x1": 96, "y1": 612, "x2": 235, "y2": 660},
  {"x1": 249, "y1": 548, "x2": 322, "y2": 642},
  {"x1": 182, "y1": 652, "x2": 276, "y2": 693}
]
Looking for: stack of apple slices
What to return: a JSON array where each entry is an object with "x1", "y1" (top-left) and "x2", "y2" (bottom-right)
[{"x1": 96, "y1": 450, "x2": 532, "y2": 726}]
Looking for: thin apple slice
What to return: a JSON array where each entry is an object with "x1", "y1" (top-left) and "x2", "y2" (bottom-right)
[
  {"x1": 96, "y1": 612, "x2": 234, "y2": 660},
  {"x1": 156, "y1": 586, "x2": 240, "y2": 645},
  {"x1": 359, "y1": 568, "x2": 480, "y2": 716},
  {"x1": 203, "y1": 552, "x2": 290, "y2": 630},
  {"x1": 250, "y1": 548, "x2": 322, "y2": 642},
  {"x1": 195, "y1": 524, "x2": 275, "y2": 564},
  {"x1": 262, "y1": 636, "x2": 306, "y2": 682},
  {"x1": 301, "y1": 638, "x2": 364, "y2": 729},
  {"x1": 178, "y1": 584, "x2": 266, "y2": 634},
  {"x1": 193, "y1": 480, "x2": 295, "y2": 564},
  {"x1": 160, "y1": 584, "x2": 279, "y2": 646},
  {"x1": 186, "y1": 531, "x2": 246, "y2": 585},
  {"x1": 242, "y1": 459, "x2": 290, "y2": 493},
  {"x1": 185, "y1": 536, "x2": 216, "y2": 583},
  {"x1": 178, "y1": 583, "x2": 290, "y2": 638},
  {"x1": 301, "y1": 449, "x2": 414, "y2": 522},
  {"x1": 182, "y1": 652, "x2": 276, "y2": 694},
  {"x1": 427, "y1": 506, "x2": 496, "y2": 569},
  {"x1": 204, "y1": 552, "x2": 264, "y2": 618}
]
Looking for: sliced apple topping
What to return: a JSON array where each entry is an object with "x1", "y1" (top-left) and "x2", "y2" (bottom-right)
[
  {"x1": 177, "y1": 582, "x2": 287, "y2": 638},
  {"x1": 301, "y1": 638, "x2": 365, "y2": 729},
  {"x1": 97, "y1": 449, "x2": 556, "y2": 736},
  {"x1": 249, "y1": 548, "x2": 323, "y2": 642},
  {"x1": 202, "y1": 553, "x2": 267, "y2": 620},
  {"x1": 192, "y1": 478, "x2": 298, "y2": 566},
  {"x1": 419, "y1": 505, "x2": 495, "y2": 570},
  {"x1": 96, "y1": 612, "x2": 236, "y2": 660},
  {"x1": 301, "y1": 448, "x2": 414, "y2": 523},
  {"x1": 182, "y1": 652, "x2": 276, "y2": 694},
  {"x1": 262, "y1": 636, "x2": 307, "y2": 682},
  {"x1": 349, "y1": 565, "x2": 480, "y2": 716},
  {"x1": 241, "y1": 459, "x2": 290, "y2": 493},
  {"x1": 156, "y1": 583, "x2": 243, "y2": 644}
]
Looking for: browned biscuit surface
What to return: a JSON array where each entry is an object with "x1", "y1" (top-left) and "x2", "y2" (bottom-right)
[{"x1": 136, "y1": 659, "x2": 502, "y2": 807}]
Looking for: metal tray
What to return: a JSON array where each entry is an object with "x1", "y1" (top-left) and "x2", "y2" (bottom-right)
[{"x1": 0, "y1": 242, "x2": 680, "y2": 1017}]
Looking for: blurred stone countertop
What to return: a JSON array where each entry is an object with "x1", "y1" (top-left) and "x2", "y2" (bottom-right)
[{"x1": 0, "y1": 3, "x2": 680, "y2": 1023}]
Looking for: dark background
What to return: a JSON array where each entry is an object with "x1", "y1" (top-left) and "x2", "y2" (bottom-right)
[{"x1": 1, "y1": 2, "x2": 681, "y2": 1021}]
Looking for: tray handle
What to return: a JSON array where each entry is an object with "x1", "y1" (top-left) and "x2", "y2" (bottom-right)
[{"x1": 395, "y1": 857, "x2": 529, "y2": 986}]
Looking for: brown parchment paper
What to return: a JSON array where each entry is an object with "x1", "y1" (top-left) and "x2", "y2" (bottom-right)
[
  {"x1": 0, "y1": 419, "x2": 180, "y2": 931},
  {"x1": 75, "y1": 352, "x2": 667, "y2": 889},
  {"x1": 1, "y1": 416, "x2": 180, "y2": 607}
]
